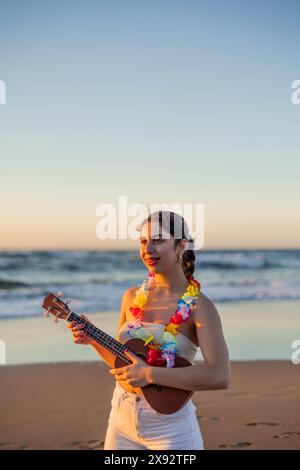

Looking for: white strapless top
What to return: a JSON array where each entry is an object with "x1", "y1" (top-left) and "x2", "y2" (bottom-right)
[{"x1": 118, "y1": 321, "x2": 198, "y2": 364}]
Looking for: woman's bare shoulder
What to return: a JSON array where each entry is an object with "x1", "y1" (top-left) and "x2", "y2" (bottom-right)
[
  {"x1": 117, "y1": 285, "x2": 137, "y2": 338},
  {"x1": 120, "y1": 285, "x2": 137, "y2": 318},
  {"x1": 122, "y1": 285, "x2": 137, "y2": 304},
  {"x1": 193, "y1": 292, "x2": 220, "y2": 324}
]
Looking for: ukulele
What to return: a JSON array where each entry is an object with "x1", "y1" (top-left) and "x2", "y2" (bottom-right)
[{"x1": 42, "y1": 292, "x2": 193, "y2": 414}]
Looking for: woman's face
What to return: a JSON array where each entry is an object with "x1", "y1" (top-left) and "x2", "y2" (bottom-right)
[{"x1": 139, "y1": 221, "x2": 178, "y2": 273}]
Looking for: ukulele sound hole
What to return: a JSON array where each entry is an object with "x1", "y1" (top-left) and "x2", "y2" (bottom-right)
[{"x1": 136, "y1": 352, "x2": 147, "y2": 360}]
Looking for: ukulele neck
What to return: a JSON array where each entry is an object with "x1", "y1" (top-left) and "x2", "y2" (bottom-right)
[{"x1": 67, "y1": 311, "x2": 130, "y2": 364}]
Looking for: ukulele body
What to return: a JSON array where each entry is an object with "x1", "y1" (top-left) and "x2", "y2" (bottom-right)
[{"x1": 114, "y1": 338, "x2": 193, "y2": 415}]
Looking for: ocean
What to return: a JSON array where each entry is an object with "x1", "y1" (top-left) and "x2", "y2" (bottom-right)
[{"x1": 1, "y1": 249, "x2": 300, "y2": 319}]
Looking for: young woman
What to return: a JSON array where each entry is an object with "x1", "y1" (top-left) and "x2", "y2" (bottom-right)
[{"x1": 68, "y1": 211, "x2": 230, "y2": 450}]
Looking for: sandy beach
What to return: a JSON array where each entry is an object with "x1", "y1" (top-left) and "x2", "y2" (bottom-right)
[
  {"x1": 0, "y1": 360, "x2": 299, "y2": 450},
  {"x1": 1, "y1": 300, "x2": 300, "y2": 450}
]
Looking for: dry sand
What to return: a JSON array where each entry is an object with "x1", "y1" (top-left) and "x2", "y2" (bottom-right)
[{"x1": 0, "y1": 360, "x2": 299, "y2": 450}]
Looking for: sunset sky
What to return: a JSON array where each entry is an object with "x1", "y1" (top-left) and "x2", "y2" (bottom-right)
[{"x1": 1, "y1": 0, "x2": 299, "y2": 249}]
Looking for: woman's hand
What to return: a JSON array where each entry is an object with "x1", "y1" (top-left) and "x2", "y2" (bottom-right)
[
  {"x1": 109, "y1": 349, "x2": 153, "y2": 387},
  {"x1": 67, "y1": 314, "x2": 95, "y2": 346}
]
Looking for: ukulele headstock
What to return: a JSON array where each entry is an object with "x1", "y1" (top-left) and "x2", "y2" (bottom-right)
[{"x1": 42, "y1": 292, "x2": 71, "y2": 323}]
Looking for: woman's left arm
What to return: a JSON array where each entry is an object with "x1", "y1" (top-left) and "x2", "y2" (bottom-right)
[{"x1": 149, "y1": 296, "x2": 231, "y2": 392}]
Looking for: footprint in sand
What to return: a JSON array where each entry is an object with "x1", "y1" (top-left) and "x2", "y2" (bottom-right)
[
  {"x1": 0, "y1": 442, "x2": 31, "y2": 450},
  {"x1": 246, "y1": 422, "x2": 278, "y2": 427},
  {"x1": 69, "y1": 440, "x2": 104, "y2": 450},
  {"x1": 218, "y1": 442, "x2": 253, "y2": 448},
  {"x1": 86, "y1": 440, "x2": 104, "y2": 449},
  {"x1": 273, "y1": 432, "x2": 300, "y2": 439},
  {"x1": 197, "y1": 415, "x2": 220, "y2": 421}
]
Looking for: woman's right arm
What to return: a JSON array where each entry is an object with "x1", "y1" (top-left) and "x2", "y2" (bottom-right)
[{"x1": 67, "y1": 287, "x2": 134, "y2": 368}]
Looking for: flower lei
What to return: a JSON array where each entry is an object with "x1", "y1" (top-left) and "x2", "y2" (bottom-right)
[{"x1": 127, "y1": 273, "x2": 201, "y2": 368}]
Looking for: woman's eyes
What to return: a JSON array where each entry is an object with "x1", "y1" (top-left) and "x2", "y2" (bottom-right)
[{"x1": 140, "y1": 238, "x2": 163, "y2": 244}]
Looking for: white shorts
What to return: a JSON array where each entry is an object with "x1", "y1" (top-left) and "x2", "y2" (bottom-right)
[{"x1": 104, "y1": 381, "x2": 204, "y2": 450}]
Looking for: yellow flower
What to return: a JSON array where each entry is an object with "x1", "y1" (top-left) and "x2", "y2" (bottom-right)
[
  {"x1": 144, "y1": 335, "x2": 154, "y2": 345},
  {"x1": 186, "y1": 284, "x2": 198, "y2": 297},
  {"x1": 134, "y1": 292, "x2": 148, "y2": 308},
  {"x1": 164, "y1": 323, "x2": 179, "y2": 335},
  {"x1": 148, "y1": 343, "x2": 161, "y2": 350}
]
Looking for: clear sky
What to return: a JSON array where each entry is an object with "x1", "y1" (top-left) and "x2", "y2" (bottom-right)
[{"x1": 0, "y1": 0, "x2": 299, "y2": 249}]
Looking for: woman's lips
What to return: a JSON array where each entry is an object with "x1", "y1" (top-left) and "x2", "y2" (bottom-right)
[{"x1": 145, "y1": 258, "x2": 160, "y2": 266}]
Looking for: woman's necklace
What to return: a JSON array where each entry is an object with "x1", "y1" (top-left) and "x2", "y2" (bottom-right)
[{"x1": 127, "y1": 273, "x2": 201, "y2": 367}]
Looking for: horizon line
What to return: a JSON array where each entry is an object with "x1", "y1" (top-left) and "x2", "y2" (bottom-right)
[{"x1": 1, "y1": 246, "x2": 300, "y2": 252}]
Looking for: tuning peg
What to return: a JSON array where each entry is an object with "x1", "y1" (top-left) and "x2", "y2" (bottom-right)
[
  {"x1": 56, "y1": 291, "x2": 64, "y2": 298},
  {"x1": 54, "y1": 316, "x2": 59, "y2": 323},
  {"x1": 65, "y1": 298, "x2": 71, "y2": 305}
]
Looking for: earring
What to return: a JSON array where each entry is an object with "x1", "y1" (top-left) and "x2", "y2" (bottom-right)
[{"x1": 177, "y1": 254, "x2": 183, "y2": 263}]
